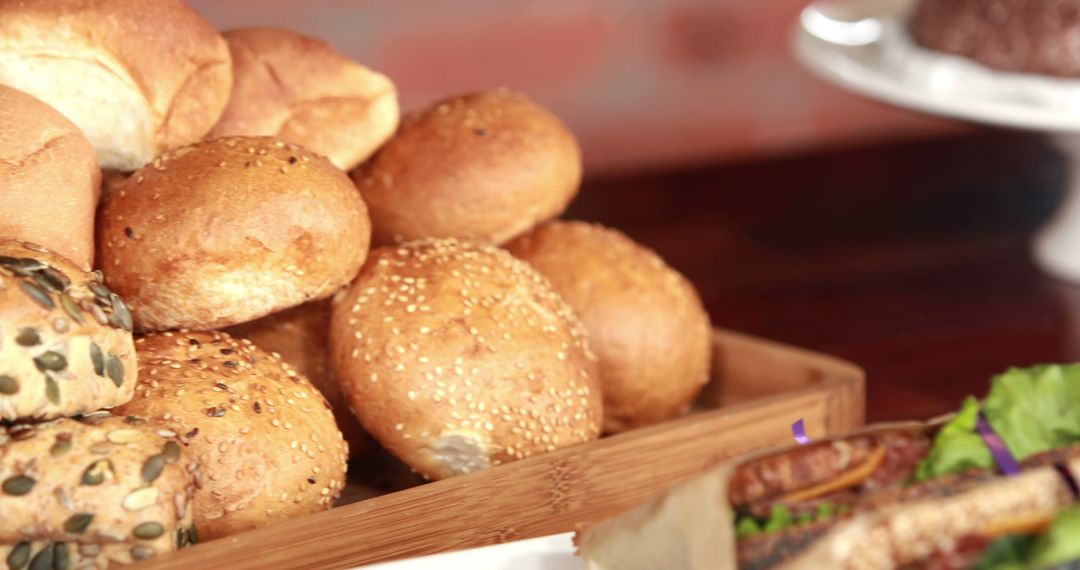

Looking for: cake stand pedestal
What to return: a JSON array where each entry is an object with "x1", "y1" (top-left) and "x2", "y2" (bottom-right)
[{"x1": 795, "y1": 0, "x2": 1080, "y2": 283}]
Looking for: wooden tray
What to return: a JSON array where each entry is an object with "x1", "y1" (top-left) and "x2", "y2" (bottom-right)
[{"x1": 134, "y1": 328, "x2": 865, "y2": 570}]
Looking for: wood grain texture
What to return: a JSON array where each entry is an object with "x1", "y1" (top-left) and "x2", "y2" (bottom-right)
[{"x1": 133, "y1": 328, "x2": 863, "y2": 570}]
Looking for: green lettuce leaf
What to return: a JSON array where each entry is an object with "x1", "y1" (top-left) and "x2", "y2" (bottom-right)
[
  {"x1": 914, "y1": 397, "x2": 992, "y2": 482},
  {"x1": 982, "y1": 365, "x2": 1080, "y2": 461},
  {"x1": 1029, "y1": 506, "x2": 1080, "y2": 569},
  {"x1": 973, "y1": 534, "x2": 1034, "y2": 570}
]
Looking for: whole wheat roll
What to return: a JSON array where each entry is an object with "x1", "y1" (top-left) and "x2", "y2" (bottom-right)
[
  {"x1": 329, "y1": 238, "x2": 603, "y2": 481},
  {"x1": 505, "y1": 221, "x2": 712, "y2": 433},
  {"x1": 112, "y1": 330, "x2": 349, "y2": 541},
  {"x1": 225, "y1": 300, "x2": 374, "y2": 457},
  {"x1": 0, "y1": 85, "x2": 101, "y2": 271},
  {"x1": 0, "y1": 240, "x2": 136, "y2": 422},
  {"x1": 96, "y1": 136, "x2": 371, "y2": 331},
  {"x1": 352, "y1": 89, "x2": 582, "y2": 246},
  {"x1": 209, "y1": 27, "x2": 399, "y2": 171},
  {"x1": 0, "y1": 414, "x2": 197, "y2": 569},
  {"x1": 0, "y1": 0, "x2": 233, "y2": 171}
]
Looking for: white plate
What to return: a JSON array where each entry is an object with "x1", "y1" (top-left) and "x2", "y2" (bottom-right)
[
  {"x1": 793, "y1": 0, "x2": 1080, "y2": 132},
  {"x1": 355, "y1": 533, "x2": 582, "y2": 570}
]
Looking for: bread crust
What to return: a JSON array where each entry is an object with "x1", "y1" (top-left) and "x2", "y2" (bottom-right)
[
  {"x1": 329, "y1": 239, "x2": 602, "y2": 481},
  {"x1": 0, "y1": 240, "x2": 136, "y2": 421},
  {"x1": 209, "y1": 27, "x2": 399, "y2": 171},
  {"x1": 112, "y1": 330, "x2": 348, "y2": 540},
  {"x1": 506, "y1": 221, "x2": 712, "y2": 433},
  {"x1": 0, "y1": 85, "x2": 100, "y2": 270},
  {"x1": 97, "y1": 136, "x2": 371, "y2": 331},
  {"x1": 352, "y1": 89, "x2": 582, "y2": 246}
]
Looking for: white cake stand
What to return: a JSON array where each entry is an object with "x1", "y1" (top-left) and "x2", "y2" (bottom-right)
[{"x1": 794, "y1": 0, "x2": 1080, "y2": 282}]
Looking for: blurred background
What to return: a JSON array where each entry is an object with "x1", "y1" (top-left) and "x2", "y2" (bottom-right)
[{"x1": 189, "y1": 0, "x2": 962, "y2": 175}]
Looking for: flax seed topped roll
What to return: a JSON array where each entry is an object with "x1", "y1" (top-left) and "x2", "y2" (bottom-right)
[
  {"x1": 112, "y1": 330, "x2": 348, "y2": 540},
  {"x1": 352, "y1": 89, "x2": 582, "y2": 246},
  {"x1": 96, "y1": 136, "x2": 371, "y2": 331},
  {"x1": 0, "y1": 414, "x2": 197, "y2": 569},
  {"x1": 329, "y1": 238, "x2": 603, "y2": 481},
  {"x1": 209, "y1": 27, "x2": 399, "y2": 171},
  {"x1": 0, "y1": 240, "x2": 136, "y2": 422}
]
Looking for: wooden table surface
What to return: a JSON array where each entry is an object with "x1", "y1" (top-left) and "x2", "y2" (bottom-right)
[{"x1": 568, "y1": 131, "x2": 1076, "y2": 423}]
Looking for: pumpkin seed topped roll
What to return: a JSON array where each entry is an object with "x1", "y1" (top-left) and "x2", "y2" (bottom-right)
[
  {"x1": 0, "y1": 240, "x2": 136, "y2": 421},
  {"x1": 0, "y1": 414, "x2": 197, "y2": 569}
]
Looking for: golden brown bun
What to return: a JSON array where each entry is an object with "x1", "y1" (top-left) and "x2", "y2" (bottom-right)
[
  {"x1": 225, "y1": 299, "x2": 374, "y2": 457},
  {"x1": 0, "y1": 414, "x2": 197, "y2": 568},
  {"x1": 506, "y1": 221, "x2": 711, "y2": 432},
  {"x1": 209, "y1": 27, "x2": 399, "y2": 171},
  {"x1": 0, "y1": 240, "x2": 137, "y2": 421},
  {"x1": 352, "y1": 89, "x2": 582, "y2": 246},
  {"x1": 329, "y1": 239, "x2": 602, "y2": 481},
  {"x1": 97, "y1": 136, "x2": 372, "y2": 331},
  {"x1": 0, "y1": 85, "x2": 100, "y2": 270},
  {"x1": 112, "y1": 330, "x2": 348, "y2": 540},
  {"x1": 0, "y1": 0, "x2": 232, "y2": 171}
]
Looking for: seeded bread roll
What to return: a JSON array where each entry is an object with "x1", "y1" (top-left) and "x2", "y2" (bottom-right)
[
  {"x1": 97, "y1": 136, "x2": 371, "y2": 331},
  {"x1": 0, "y1": 85, "x2": 101, "y2": 271},
  {"x1": 0, "y1": 0, "x2": 233, "y2": 171},
  {"x1": 225, "y1": 300, "x2": 374, "y2": 457},
  {"x1": 0, "y1": 414, "x2": 197, "y2": 569},
  {"x1": 0, "y1": 240, "x2": 136, "y2": 422},
  {"x1": 352, "y1": 89, "x2": 582, "y2": 246},
  {"x1": 112, "y1": 330, "x2": 349, "y2": 540},
  {"x1": 506, "y1": 221, "x2": 712, "y2": 433},
  {"x1": 209, "y1": 27, "x2": 399, "y2": 171},
  {"x1": 329, "y1": 239, "x2": 603, "y2": 481}
]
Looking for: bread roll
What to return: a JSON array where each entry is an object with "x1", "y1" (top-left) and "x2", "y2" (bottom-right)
[
  {"x1": 113, "y1": 330, "x2": 348, "y2": 540},
  {"x1": 0, "y1": 0, "x2": 233, "y2": 171},
  {"x1": 0, "y1": 414, "x2": 197, "y2": 569},
  {"x1": 329, "y1": 238, "x2": 602, "y2": 481},
  {"x1": 0, "y1": 85, "x2": 100, "y2": 271},
  {"x1": 209, "y1": 27, "x2": 399, "y2": 171},
  {"x1": 352, "y1": 89, "x2": 582, "y2": 246},
  {"x1": 225, "y1": 300, "x2": 374, "y2": 457},
  {"x1": 506, "y1": 221, "x2": 711, "y2": 432},
  {"x1": 0, "y1": 240, "x2": 136, "y2": 421},
  {"x1": 97, "y1": 136, "x2": 372, "y2": 331}
]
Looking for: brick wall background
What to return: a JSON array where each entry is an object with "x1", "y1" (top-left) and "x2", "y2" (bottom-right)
[{"x1": 188, "y1": 0, "x2": 961, "y2": 174}]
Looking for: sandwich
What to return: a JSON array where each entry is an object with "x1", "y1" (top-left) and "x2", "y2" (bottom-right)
[{"x1": 576, "y1": 364, "x2": 1080, "y2": 569}]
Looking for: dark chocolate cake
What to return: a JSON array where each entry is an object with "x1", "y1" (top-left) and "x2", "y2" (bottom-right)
[{"x1": 910, "y1": 0, "x2": 1080, "y2": 77}]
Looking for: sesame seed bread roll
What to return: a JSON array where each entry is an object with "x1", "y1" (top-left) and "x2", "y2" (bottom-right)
[
  {"x1": 0, "y1": 414, "x2": 197, "y2": 569},
  {"x1": 352, "y1": 89, "x2": 582, "y2": 246},
  {"x1": 0, "y1": 85, "x2": 100, "y2": 271},
  {"x1": 0, "y1": 241, "x2": 136, "y2": 422},
  {"x1": 225, "y1": 300, "x2": 374, "y2": 457},
  {"x1": 112, "y1": 331, "x2": 348, "y2": 540},
  {"x1": 97, "y1": 136, "x2": 372, "y2": 331},
  {"x1": 0, "y1": 0, "x2": 233, "y2": 171},
  {"x1": 209, "y1": 27, "x2": 399, "y2": 171},
  {"x1": 506, "y1": 221, "x2": 712, "y2": 433},
  {"x1": 329, "y1": 239, "x2": 603, "y2": 481}
]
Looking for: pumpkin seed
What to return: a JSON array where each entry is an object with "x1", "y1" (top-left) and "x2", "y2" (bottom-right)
[
  {"x1": 2, "y1": 475, "x2": 35, "y2": 495},
  {"x1": 33, "y1": 269, "x2": 65, "y2": 294},
  {"x1": 15, "y1": 328, "x2": 40, "y2": 346},
  {"x1": 123, "y1": 487, "x2": 158, "y2": 512},
  {"x1": 87, "y1": 281, "x2": 111, "y2": 301},
  {"x1": 188, "y1": 525, "x2": 198, "y2": 545},
  {"x1": 19, "y1": 281, "x2": 54, "y2": 309},
  {"x1": 175, "y1": 527, "x2": 187, "y2": 548},
  {"x1": 45, "y1": 377, "x2": 59, "y2": 405},
  {"x1": 34, "y1": 352, "x2": 66, "y2": 372},
  {"x1": 89, "y1": 304, "x2": 108, "y2": 326},
  {"x1": 0, "y1": 256, "x2": 42, "y2": 276},
  {"x1": 27, "y1": 544, "x2": 51, "y2": 570},
  {"x1": 130, "y1": 546, "x2": 154, "y2": 561},
  {"x1": 106, "y1": 355, "x2": 124, "y2": 387},
  {"x1": 81, "y1": 460, "x2": 113, "y2": 485},
  {"x1": 59, "y1": 295, "x2": 83, "y2": 325},
  {"x1": 107, "y1": 429, "x2": 142, "y2": 444},
  {"x1": 142, "y1": 455, "x2": 166, "y2": 483},
  {"x1": 109, "y1": 295, "x2": 133, "y2": 331},
  {"x1": 133, "y1": 522, "x2": 165, "y2": 539},
  {"x1": 64, "y1": 513, "x2": 93, "y2": 534},
  {"x1": 89, "y1": 344, "x2": 104, "y2": 376},
  {"x1": 52, "y1": 543, "x2": 68, "y2": 570},
  {"x1": 49, "y1": 439, "x2": 72, "y2": 458},
  {"x1": 163, "y1": 441, "x2": 181, "y2": 463},
  {"x1": 6, "y1": 541, "x2": 29, "y2": 569},
  {"x1": 0, "y1": 375, "x2": 19, "y2": 395}
]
